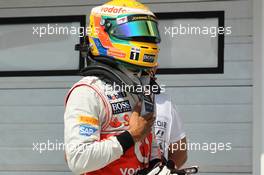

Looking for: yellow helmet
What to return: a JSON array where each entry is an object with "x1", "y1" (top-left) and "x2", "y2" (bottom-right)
[{"x1": 88, "y1": 0, "x2": 161, "y2": 69}]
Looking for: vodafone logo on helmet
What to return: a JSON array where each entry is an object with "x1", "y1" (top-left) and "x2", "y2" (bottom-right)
[{"x1": 101, "y1": 6, "x2": 127, "y2": 14}]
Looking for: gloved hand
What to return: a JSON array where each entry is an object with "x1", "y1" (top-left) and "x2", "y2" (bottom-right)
[
  {"x1": 135, "y1": 159, "x2": 198, "y2": 175},
  {"x1": 136, "y1": 159, "x2": 177, "y2": 175},
  {"x1": 135, "y1": 159, "x2": 162, "y2": 175},
  {"x1": 146, "y1": 165, "x2": 199, "y2": 175},
  {"x1": 150, "y1": 165, "x2": 173, "y2": 175},
  {"x1": 137, "y1": 165, "x2": 172, "y2": 175},
  {"x1": 153, "y1": 159, "x2": 177, "y2": 175}
]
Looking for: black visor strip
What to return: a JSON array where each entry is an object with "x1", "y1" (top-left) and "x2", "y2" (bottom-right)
[{"x1": 125, "y1": 14, "x2": 158, "y2": 23}]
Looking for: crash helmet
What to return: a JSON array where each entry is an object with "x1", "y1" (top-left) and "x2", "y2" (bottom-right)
[{"x1": 88, "y1": 0, "x2": 161, "y2": 70}]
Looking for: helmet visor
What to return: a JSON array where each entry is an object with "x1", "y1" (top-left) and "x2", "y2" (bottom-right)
[{"x1": 110, "y1": 20, "x2": 161, "y2": 43}]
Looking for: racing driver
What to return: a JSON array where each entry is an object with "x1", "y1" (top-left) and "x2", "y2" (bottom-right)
[{"x1": 64, "y1": 0, "x2": 163, "y2": 175}]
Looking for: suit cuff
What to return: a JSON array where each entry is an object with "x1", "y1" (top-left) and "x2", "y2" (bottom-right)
[{"x1": 116, "y1": 131, "x2": 135, "y2": 153}]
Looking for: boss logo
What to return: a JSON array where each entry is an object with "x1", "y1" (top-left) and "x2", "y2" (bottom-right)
[
  {"x1": 111, "y1": 100, "x2": 132, "y2": 114},
  {"x1": 143, "y1": 54, "x2": 155, "y2": 63},
  {"x1": 101, "y1": 6, "x2": 127, "y2": 14}
]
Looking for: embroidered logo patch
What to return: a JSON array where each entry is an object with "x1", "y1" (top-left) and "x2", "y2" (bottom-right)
[
  {"x1": 111, "y1": 100, "x2": 132, "y2": 114},
  {"x1": 107, "y1": 91, "x2": 127, "y2": 100},
  {"x1": 79, "y1": 124, "x2": 98, "y2": 137},
  {"x1": 78, "y1": 116, "x2": 99, "y2": 126},
  {"x1": 143, "y1": 54, "x2": 155, "y2": 63}
]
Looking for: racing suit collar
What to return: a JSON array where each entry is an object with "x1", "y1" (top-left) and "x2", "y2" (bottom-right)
[
  {"x1": 117, "y1": 65, "x2": 152, "y2": 87},
  {"x1": 140, "y1": 75, "x2": 151, "y2": 86}
]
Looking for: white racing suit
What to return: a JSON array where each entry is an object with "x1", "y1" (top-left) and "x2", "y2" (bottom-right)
[{"x1": 64, "y1": 72, "x2": 160, "y2": 175}]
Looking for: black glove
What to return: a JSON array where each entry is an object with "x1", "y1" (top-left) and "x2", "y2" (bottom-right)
[
  {"x1": 135, "y1": 159, "x2": 161, "y2": 175},
  {"x1": 135, "y1": 158, "x2": 198, "y2": 175},
  {"x1": 135, "y1": 158, "x2": 174, "y2": 175}
]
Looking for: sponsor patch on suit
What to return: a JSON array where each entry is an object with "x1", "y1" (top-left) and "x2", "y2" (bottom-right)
[
  {"x1": 111, "y1": 100, "x2": 132, "y2": 114},
  {"x1": 79, "y1": 124, "x2": 98, "y2": 137},
  {"x1": 78, "y1": 115, "x2": 99, "y2": 126},
  {"x1": 107, "y1": 91, "x2": 127, "y2": 100}
]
